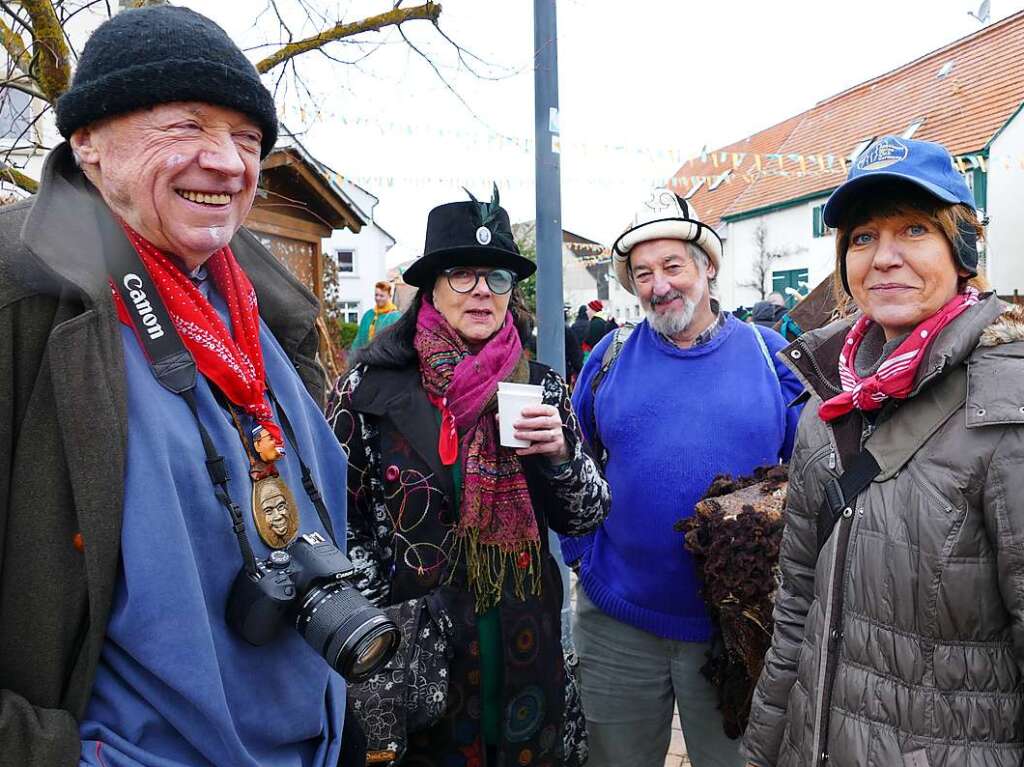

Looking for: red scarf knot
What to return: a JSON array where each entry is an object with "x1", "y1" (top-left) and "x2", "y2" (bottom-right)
[
  {"x1": 109, "y1": 224, "x2": 283, "y2": 447},
  {"x1": 818, "y1": 287, "x2": 980, "y2": 422}
]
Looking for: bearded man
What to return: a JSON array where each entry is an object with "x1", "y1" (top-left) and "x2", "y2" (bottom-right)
[
  {"x1": 0, "y1": 6, "x2": 361, "y2": 766},
  {"x1": 561, "y1": 189, "x2": 803, "y2": 767}
]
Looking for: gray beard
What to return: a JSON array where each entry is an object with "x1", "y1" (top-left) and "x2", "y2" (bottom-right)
[
  {"x1": 647, "y1": 298, "x2": 697, "y2": 337},
  {"x1": 645, "y1": 287, "x2": 702, "y2": 338}
]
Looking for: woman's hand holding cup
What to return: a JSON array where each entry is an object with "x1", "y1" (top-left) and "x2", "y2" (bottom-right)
[{"x1": 511, "y1": 404, "x2": 569, "y2": 463}]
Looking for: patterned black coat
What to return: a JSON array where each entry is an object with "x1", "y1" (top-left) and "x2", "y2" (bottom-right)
[{"x1": 329, "y1": 360, "x2": 609, "y2": 766}]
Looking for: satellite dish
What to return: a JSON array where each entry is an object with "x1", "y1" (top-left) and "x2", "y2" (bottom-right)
[{"x1": 968, "y1": 0, "x2": 991, "y2": 23}]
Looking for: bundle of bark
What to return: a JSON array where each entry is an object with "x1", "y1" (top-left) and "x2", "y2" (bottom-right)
[{"x1": 676, "y1": 465, "x2": 788, "y2": 738}]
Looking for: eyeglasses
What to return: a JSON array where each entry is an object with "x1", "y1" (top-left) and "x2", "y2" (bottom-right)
[{"x1": 443, "y1": 267, "x2": 516, "y2": 295}]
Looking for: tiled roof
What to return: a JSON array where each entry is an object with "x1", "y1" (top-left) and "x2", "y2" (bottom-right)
[
  {"x1": 670, "y1": 114, "x2": 807, "y2": 228},
  {"x1": 673, "y1": 10, "x2": 1024, "y2": 223}
]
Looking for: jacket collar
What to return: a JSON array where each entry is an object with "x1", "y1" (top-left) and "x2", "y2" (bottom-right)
[
  {"x1": 20, "y1": 143, "x2": 320, "y2": 356},
  {"x1": 348, "y1": 364, "x2": 456, "y2": 501},
  {"x1": 781, "y1": 292, "x2": 1006, "y2": 403}
]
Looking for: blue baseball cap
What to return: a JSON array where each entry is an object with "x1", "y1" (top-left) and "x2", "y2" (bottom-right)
[{"x1": 822, "y1": 136, "x2": 975, "y2": 228}]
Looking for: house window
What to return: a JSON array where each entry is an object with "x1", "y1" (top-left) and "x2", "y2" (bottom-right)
[
  {"x1": 849, "y1": 138, "x2": 874, "y2": 164},
  {"x1": 0, "y1": 88, "x2": 32, "y2": 142},
  {"x1": 684, "y1": 179, "x2": 704, "y2": 200},
  {"x1": 339, "y1": 301, "x2": 360, "y2": 324},
  {"x1": 336, "y1": 249, "x2": 355, "y2": 274},
  {"x1": 772, "y1": 268, "x2": 809, "y2": 309},
  {"x1": 709, "y1": 170, "x2": 731, "y2": 191},
  {"x1": 812, "y1": 204, "x2": 833, "y2": 238},
  {"x1": 902, "y1": 117, "x2": 925, "y2": 139}
]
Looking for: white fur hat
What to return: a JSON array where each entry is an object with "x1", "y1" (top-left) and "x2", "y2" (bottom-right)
[{"x1": 611, "y1": 188, "x2": 723, "y2": 295}]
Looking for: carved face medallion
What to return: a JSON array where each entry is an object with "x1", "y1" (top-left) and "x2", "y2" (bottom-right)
[{"x1": 252, "y1": 476, "x2": 299, "y2": 549}]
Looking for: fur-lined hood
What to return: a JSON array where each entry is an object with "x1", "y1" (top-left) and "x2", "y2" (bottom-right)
[{"x1": 979, "y1": 303, "x2": 1024, "y2": 347}]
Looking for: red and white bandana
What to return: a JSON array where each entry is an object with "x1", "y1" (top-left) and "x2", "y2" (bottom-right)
[
  {"x1": 818, "y1": 287, "x2": 980, "y2": 422},
  {"x1": 110, "y1": 225, "x2": 282, "y2": 445}
]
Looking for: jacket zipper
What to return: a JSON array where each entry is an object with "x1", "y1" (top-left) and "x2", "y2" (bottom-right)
[
  {"x1": 793, "y1": 338, "x2": 843, "y2": 396},
  {"x1": 810, "y1": 496, "x2": 857, "y2": 765}
]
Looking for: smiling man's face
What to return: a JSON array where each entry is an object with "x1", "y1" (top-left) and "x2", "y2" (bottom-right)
[
  {"x1": 71, "y1": 101, "x2": 263, "y2": 269},
  {"x1": 630, "y1": 238, "x2": 713, "y2": 338}
]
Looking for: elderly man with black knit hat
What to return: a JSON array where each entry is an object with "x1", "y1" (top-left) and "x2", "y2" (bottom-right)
[
  {"x1": 0, "y1": 7, "x2": 382, "y2": 767},
  {"x1": 560, "y1": 188, "x2": 805, "y2": 767}
]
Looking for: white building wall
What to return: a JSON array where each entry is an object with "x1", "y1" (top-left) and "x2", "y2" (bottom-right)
[
  {"x1": 562, "y1": 253, "x2": 641, "y2": 323},
  {"x1": 720, "y1": 196, "x2": 834, "y2": 311},
  {"x1": 562, "y1": 246, "x2": 598, "y2": 313},
  {"x1": 322, "y1": 221, "x2": 395, "y2": 323},
  {"x1": 607, "y1": 274, "x2": 643, "y2": 323},
  {"x1": 985, "y1": 109, "x2": 1024, "y2": 295}
]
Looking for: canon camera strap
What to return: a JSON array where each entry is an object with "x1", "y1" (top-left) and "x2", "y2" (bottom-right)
[{"x1": 105, "y1": 226, "x2": 336, "y2": 572}]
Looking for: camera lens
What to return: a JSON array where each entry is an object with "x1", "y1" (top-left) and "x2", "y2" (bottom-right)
[{"x1": 295, "y1": 581, "x2": 399, "y2": 682}]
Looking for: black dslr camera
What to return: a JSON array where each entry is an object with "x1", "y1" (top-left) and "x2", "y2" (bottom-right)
[{"x1": 227, "y1": 532, "x2": 399, "y2": 682}]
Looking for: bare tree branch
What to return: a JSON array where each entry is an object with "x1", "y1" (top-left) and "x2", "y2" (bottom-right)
[
  {"x1": 397, "y1": 21, "x2": 517, "y2": 145},
  {"x1": 19, "y1": 0, "x2": 72, "y2": 100},
  {"x1": 0, "y1": 1, "x2": 33, "y2": 33},
  {"x1": 0, "y1": 15, "x2": 31, "y2": 73},
  {"x1": 0, "y1": 162, "x2": 39, "y2": 193},
  {"x1": 255, "y1": 1, "x2": 441, "y2": 74},
  {"x1": 432, "y1": 23, "x2": 521, "y2": 81},
  {"x1": 1, "y1": 76, "x2": 46, "y2": 99},
  {"x1": 739, "y1": 221, "x2": 806, "y2": 300},
  {"x1": 268, "y1": 0, "x2": 294, "y2": 44}
]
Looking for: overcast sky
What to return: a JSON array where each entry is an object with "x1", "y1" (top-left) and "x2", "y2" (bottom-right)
[{"x1": 180, "y1": 0, "x2": 1021, "y2": 265}]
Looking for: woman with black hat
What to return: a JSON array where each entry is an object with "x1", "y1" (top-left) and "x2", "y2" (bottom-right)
[
  {"x1": 329, "y1": 188, "x2": 609, "y2": 766},
  {"x1": 743, "y1": 136, "x2": 1024, "y2": 767}
]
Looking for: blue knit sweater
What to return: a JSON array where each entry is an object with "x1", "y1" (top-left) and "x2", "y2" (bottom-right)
[{"x1": 562, "y1": 315, "x2": 803, "y2": 641}]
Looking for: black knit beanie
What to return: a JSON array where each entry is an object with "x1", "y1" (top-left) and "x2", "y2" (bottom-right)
[{"x1": 56, "y1": 6, "x2": 278, "y2": 157}]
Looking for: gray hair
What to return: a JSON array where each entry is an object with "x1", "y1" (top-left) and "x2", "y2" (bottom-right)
[{"x1": 686, "y1": 244, "x2": 718, "y2": 294}]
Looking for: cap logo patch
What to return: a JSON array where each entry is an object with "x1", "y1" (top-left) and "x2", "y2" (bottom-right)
[
  {"x1": 857, "y1": 137, "x2": 908, "y2": 171},
  {"x1": 475, "y1": 226, "x2": 492, "y2": 245}
]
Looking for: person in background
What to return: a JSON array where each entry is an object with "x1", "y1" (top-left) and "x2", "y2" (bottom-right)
[
  {"x1": 743, "y1": 137, "x2": 1024, "y2": 767},
  {"x1": 572, "y1": 304, "x2": 590, "y2": 346},
  {"x1": 564, "y1": 305, "x2": 585, "y2": 388},
  {"x1": 750, "y1": 291, "x2": 788, "y2": 328},
  {"x1": 352, "y1": 280, "x2": 401, "y2": 350},
  {"x1": 565, "y1": 188, "x2": 802, "y2": 767},
  {"x1": 582, "y1": 299, "x2": 612, "y2": 358},
  {"x1": 331, "y1": 189, "x2": 609, "y2": 765},
  {"x1": 0, "y1": 7, "x2": 358, "y2": 766}
]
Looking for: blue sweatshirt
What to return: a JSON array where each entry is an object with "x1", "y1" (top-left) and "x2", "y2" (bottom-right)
[
  {"x1": 78, "y1": 285, "x2": 348, "y2": 767},
  {"x1": 562, "y1": 315, "x2": 803, "y2": 641}
]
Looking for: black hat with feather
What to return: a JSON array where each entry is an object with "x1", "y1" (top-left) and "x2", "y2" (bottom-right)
[{"x1": 402, "y1": 184, "x2": 536, "y2": 288}]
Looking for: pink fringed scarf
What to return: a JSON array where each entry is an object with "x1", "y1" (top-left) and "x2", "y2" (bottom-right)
[
  {"x1": 414, "y1": 297, "x2": 540, "y2": 611},
  {"x1": 819, "y1": 287, "x2": 980, "y2": 422}
]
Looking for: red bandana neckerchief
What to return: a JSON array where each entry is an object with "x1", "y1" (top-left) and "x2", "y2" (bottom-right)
[
  {"x1": 818, "y1": 286, "x2": 980, "y2": 422},
  {"x1": 110, "y1": 225, "x2": 282, "y2": 446},
  {"x1": 414, "y1": 297, "x2": 541, "y2": 613}
]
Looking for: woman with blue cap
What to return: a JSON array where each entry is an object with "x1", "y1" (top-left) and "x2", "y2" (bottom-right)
[{"x1": 742, "y1": 136, "x2": 1024, "y2": 767}]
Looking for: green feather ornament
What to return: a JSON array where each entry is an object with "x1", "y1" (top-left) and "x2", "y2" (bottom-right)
[
  {"x1": 463, "y1": 183, "x2": 516, "y2": 251},
  {"x1": 463, "y1": 183, "x2": 503, "y2": 229}
]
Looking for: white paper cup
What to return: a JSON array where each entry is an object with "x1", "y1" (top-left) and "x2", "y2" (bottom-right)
[{"x1": 497, "y1": 382, "x2": 544, "y2": 448}]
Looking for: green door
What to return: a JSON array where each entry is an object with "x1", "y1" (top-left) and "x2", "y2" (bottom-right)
[{"x1": 772, "y1": 268, "x2": 809, "y2": 309}]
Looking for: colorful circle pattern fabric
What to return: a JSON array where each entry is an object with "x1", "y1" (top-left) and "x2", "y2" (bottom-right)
[
  {"x1": 510, "y1": 615, "x2": 539, "y2": 667},
  {"x1": 504, "y1": 685, "x2": 546, "y2": 743}
]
